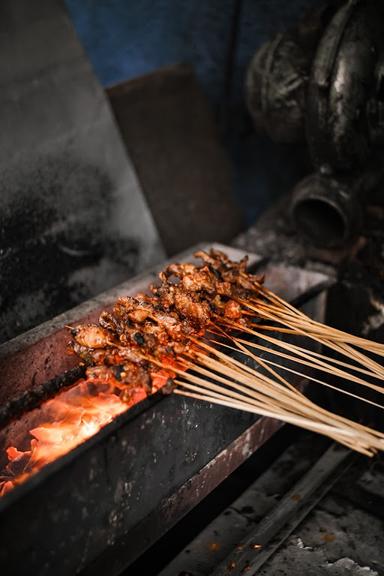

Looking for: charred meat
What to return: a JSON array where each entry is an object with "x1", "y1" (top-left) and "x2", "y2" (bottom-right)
[{"x1": 70, "y1": 249, "x2": 263, "y2": 402}]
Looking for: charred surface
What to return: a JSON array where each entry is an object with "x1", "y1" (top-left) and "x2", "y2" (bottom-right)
[
  {"x1": 0, "y1": 158, "x2": 142, "y2": 344},
  {"x1": 0, "y1": 0, "x2": 164, "y2": 344},
  {"x1": 0, "y1": 366, "x2": 85, "y2": 431}
]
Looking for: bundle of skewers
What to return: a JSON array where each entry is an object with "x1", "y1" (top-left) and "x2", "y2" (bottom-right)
[{"x1": 70, "y1": 249, "x2": 384, "y2": 456}]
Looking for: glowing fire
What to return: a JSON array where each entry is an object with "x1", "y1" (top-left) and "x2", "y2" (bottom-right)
[{"x1": 0, "y1": 368, "x2": 172, "y2": 498}]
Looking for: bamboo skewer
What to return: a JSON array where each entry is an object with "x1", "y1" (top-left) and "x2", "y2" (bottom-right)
[
  {"x1": 175, "y1": 383, "x2": 357, "y2": 440},
  {"x1": 246, "y1": 292, "x2": 359, "y2": 337},
  {"x1": 233, "y1": 335, "x2": 384, "y2": 394},
  {"x1": 209, "y1": 337, "x2": 384, "y2": 440},
  {"x1": 172, "y1": 289, "x2": 384, "y2": 456},
  {"x1": 219, "y1": 317, "x2": 384, "y2": 394},
  {"x1": 178, "y1": 340, "x2": 384, "y2": 443},
  {"x1": 175, "y1": 367, "x2": 384, "y2": 453},
  {"x1": 249, "y1": 290, "x2": 384, "y2": 356},
  {"x1": 174, "y1": 389, "x2": 377, "y2": 456},
  {"x1": 210, "y1": 339, "x2": 384, "y2": 412},
  {"x1": 259, "y1": 287, "x2": 384, "y2": 354},
  {"x1": 243, "y1": 331, "x2": 384, "y2": 380}
]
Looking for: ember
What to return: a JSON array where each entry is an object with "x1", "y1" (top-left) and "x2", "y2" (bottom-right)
[{"x1": 0, "y1": 374, "x2": 151, "y2": 497}]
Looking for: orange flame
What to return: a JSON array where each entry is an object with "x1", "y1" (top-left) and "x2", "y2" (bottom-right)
[{"x1": 0, "y1": 373, "x2": 156, "y2": 498}]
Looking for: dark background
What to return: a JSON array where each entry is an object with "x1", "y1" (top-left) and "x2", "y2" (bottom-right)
[{"x1": 65, "y1": 0, "x2": 320, "y2": 223}]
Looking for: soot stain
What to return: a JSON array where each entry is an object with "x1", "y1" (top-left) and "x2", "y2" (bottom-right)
[{"x1": 0, "y1": 155, "x2": 141, "y2": 343}]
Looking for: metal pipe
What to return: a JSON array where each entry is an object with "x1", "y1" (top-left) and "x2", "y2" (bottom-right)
[{"x1": 290, "y1": 173, "x2": 361, "y2": 248}]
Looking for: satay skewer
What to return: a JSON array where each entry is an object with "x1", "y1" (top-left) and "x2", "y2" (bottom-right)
[{"x1": 67, "y1": 248, "x2": 384, "y2": 456}]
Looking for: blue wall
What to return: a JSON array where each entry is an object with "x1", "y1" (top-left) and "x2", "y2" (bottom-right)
[{"x1": 65, "y1": 0, "x2": 320, "y2": 224}]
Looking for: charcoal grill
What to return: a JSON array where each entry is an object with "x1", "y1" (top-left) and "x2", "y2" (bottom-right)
[{"x1": 0, "y1": 244, "x2": 330, "y2": 576}]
